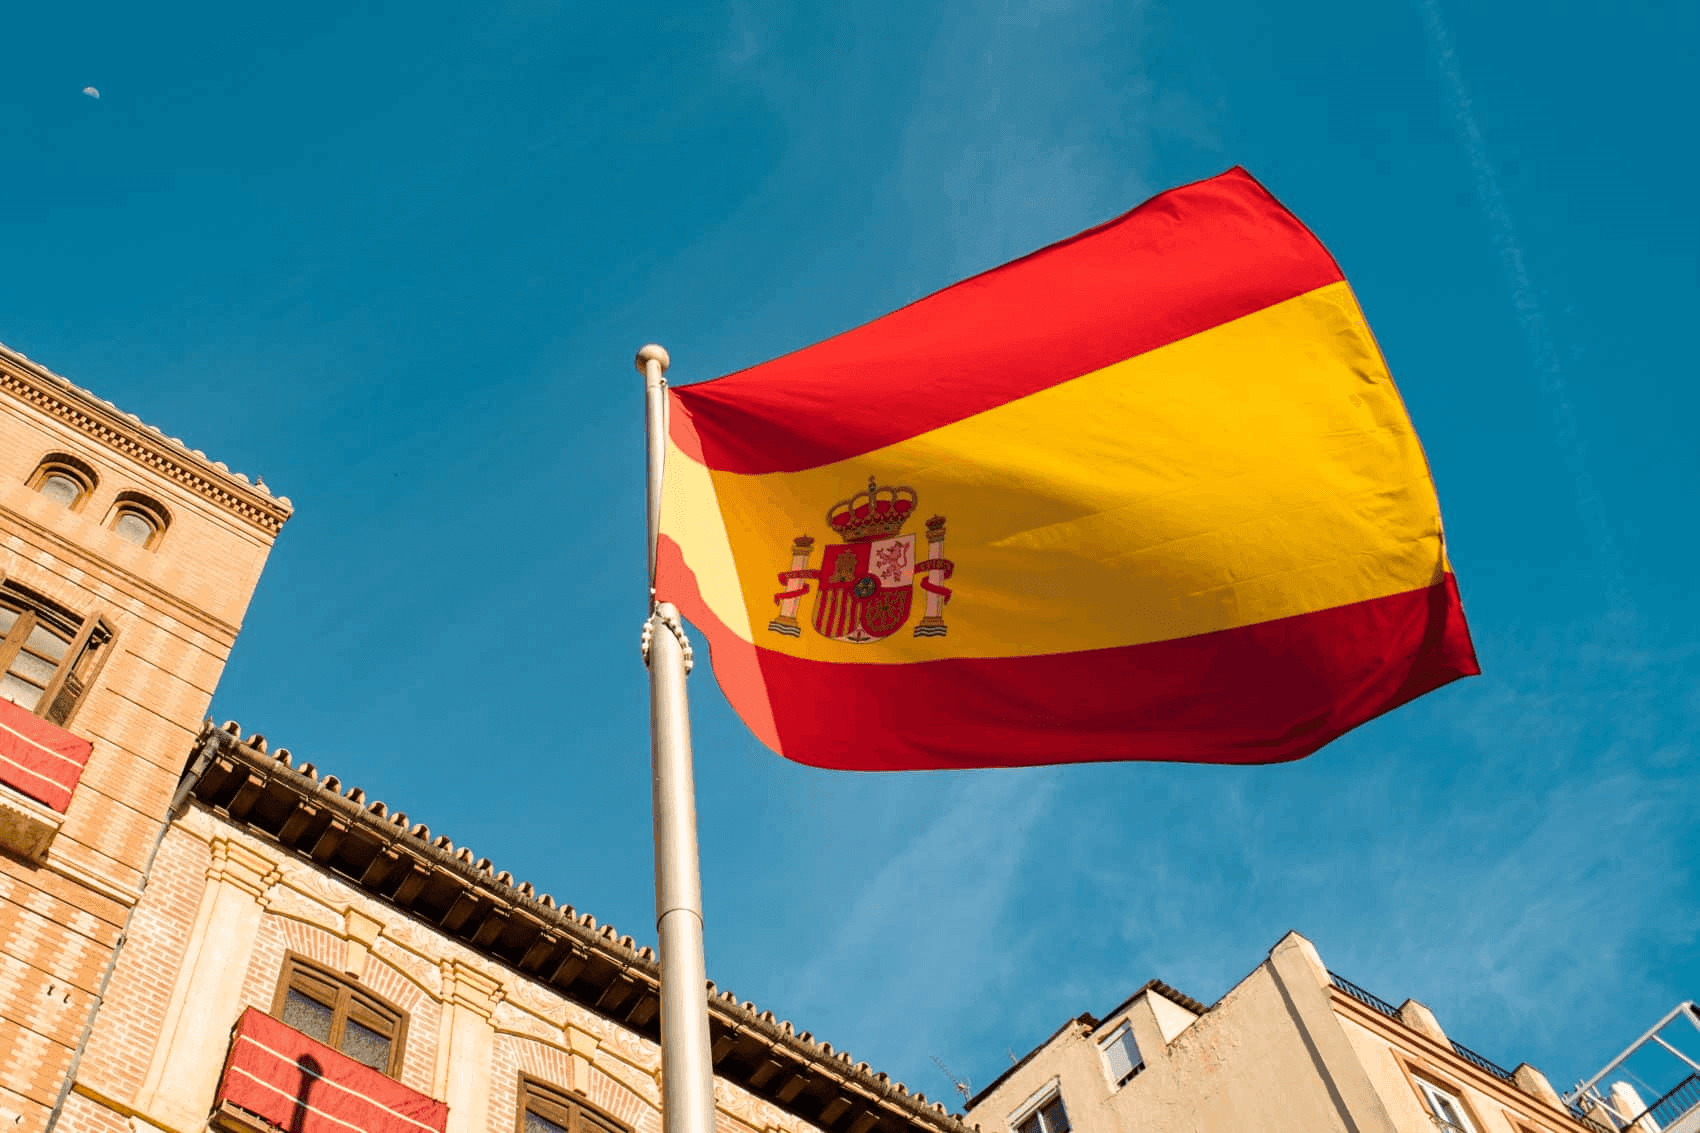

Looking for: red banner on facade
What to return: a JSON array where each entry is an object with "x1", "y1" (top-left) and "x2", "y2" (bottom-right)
[
  {"x1": 217, "y1": 1008, "x2": 449, "y2": 1133},
  {"x1": 0, "y1": 697, "x2": 92, "y2": 812}
]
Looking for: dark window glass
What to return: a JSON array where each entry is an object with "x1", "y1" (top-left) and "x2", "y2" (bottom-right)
[
  {"x1": 526, "y1": 1112, "x2": 570, "y2": 1133},
  {"x1": 340, "y1": 1017, "x2": 393, "y2": 1070},
  {"x1": 282, "y1": 988, "x2": 335, "y2": 1044},
  {"x1": 273, "y1": 956, "x2": 405, "y2": 1078}
]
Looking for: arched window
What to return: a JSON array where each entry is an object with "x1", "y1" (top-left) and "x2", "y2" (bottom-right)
[
  {"x1": 26, "y1": 454, "x2": 98, "y2": 511},
  {"x1": 518, "y1": 1077, "x2": 631, "y2": 1133},
  {"x1": 272, "y1": 954, "x2": 407, "y2": 1077},
  {"x1": 106, "y1": 492, "x2": 170, "y2": 549}
]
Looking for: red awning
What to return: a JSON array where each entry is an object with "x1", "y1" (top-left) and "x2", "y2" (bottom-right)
[
  {"x1": 217, "y1": 1008, "x2": 449, "y2": 1133},
  {"x1": 0, "y1": 697, "x2": 92, "y2": 812}
]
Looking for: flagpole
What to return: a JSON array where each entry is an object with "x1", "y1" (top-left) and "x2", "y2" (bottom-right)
[{"x1": 638, "y1": 344, "x2": 718, "y2": 1133}]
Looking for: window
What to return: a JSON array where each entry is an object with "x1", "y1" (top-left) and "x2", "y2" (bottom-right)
[
  {"x1": 272, "y1": 955, "x2": 406, "y2": 1076},
  {"x1": 27, "y1": 454, "x2": 97, "y2": 511},
  {"x1": 518, "y1": 1078, "x2": 630, "y2": 1133},
  {"x1": 1099, "y1": 1021, "x2": 1144, "y2": 1087},
  {"x1": 0, "y1": 582, "x2": 112, "y2": 725},
  {"x1": 106, "y1": 491, "x2": 169, "y2": 549},
  {"x1": 1416, "y1": 1079, "x2": 1479, "y2": 1133},
  {"x1": 1012, "y1": 1091, "x2": 1070, "y2": 1133}
]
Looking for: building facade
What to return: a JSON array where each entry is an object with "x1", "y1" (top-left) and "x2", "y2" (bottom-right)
[
  {"x1": 0, "y1": 341, "x2": 971, "y2": 1133},
  {"x1": 2, "y1": 341, "x2": 1664, "y2": 1133},
  {"x1": 0, "y1": 341, "x2": 290, "y2": 1126},
  {"x1": 965, "y1": 933, "x2": 1621, "y2": 1133}
]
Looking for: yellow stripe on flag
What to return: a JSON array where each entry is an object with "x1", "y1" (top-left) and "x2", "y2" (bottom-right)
[{"x1": 668, "y1": 281, "x2": 1446, "y2": 662}]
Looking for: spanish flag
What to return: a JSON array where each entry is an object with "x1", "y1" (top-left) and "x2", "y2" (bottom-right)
[{"x1": 657, "y1": 168, "x2": 1477, "y2": 771}]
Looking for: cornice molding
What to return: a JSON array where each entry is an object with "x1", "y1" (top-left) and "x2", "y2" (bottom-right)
[
  {"x1": 0, "y1": 348, "x2": 292, "y2": 537},
  {"x1": 1330, "y1": 989, "x2": 1595, "y2": 1132},
  {"x1": 207, "y1": 835, "x2": 282, "y2": 900},
  {"x1": 186, "y1": 724, "x2": 977, "y2": 1133}
]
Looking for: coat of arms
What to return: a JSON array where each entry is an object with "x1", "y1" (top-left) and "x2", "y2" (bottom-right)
[{"x1": 768, "y1": 477, "x2": 955, "y2": 643}]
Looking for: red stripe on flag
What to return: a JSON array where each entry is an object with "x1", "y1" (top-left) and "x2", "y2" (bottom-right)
[
  {"x1": 662, "y1": 531, "x2": 1476, "y2": 770},
  {"x1": 670, "y1": 167, "x2": 1343, "y2": 474}
]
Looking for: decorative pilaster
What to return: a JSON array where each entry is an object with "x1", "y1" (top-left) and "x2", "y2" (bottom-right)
[
  {"x1": 136, "y1": 837, "x2": 280, "y2": 1131},
  {"x1": 435, "y1": 959, "x2": 505, "y2": 1133}
]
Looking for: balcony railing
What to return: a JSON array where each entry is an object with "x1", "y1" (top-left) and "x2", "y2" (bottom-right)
[
  {"x1": 1329, "y1": 973, "x2": 1401, "y2": 1019},
  {"x1": 1633, "y1": 1071, "x2": 1700, "y2": 1130},
  {"x1": 215, "y1": 1007, "x2": 448, "y2": 1133},
  {"x1": 1329, "y1": 972, "x2": 1517, "y2": 1083}
]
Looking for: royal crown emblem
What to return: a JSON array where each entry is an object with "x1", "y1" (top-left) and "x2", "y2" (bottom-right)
[{"x1": 768, "y1": 476, "x2": 956, "y2": 643}]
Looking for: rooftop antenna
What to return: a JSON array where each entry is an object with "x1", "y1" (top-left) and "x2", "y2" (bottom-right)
[{"x1": 931, "y1": 1055, "x2": 972, "y2": 1105}]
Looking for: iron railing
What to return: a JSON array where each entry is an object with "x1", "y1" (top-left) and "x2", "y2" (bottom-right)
[
  {"x1": 1635, "y1": 1071, "x2": 1700, "y2": 1129},
  {"x1": 1329, "y1": 972, "x2": 1401, "y2": 1019},
  {"x1": 1448, "y1": 1040, "x2": 1515, "y2": 1084},
  {"x1": 1330, "y1": 973, "x2": 1512, "y2": 1083},
  {"x1": 1331, "y1": 972, "x2": 1624, "y2": 1133}
]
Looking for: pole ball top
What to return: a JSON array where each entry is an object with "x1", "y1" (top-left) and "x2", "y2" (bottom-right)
[{"x1": 635, "y1": 344, "x2": 671, "y2": 374}]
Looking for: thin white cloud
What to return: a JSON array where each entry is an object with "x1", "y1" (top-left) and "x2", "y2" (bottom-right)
[
  {"x1": 1417, "y1": 0, "x2": 1626, "y2": 614},
  {"x1": 82, "y1": 86, "x2": 100, "y2": 99},
  {"x1": 780, "y1": 770, "x2": 1062, "y2": 1081}
]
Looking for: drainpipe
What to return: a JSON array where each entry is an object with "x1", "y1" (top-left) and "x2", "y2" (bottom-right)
[{"x1": 43, "y1": 725, "x2": 226, "y2": 1133}]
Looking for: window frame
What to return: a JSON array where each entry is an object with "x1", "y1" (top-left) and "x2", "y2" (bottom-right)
[
  {"x1": 104, "y1": 490, "x2": 170, "y2": 550},
  {"x1": 1098, "y1": 1020, "x2": 1145, "y2": 1088},
  {"x1": 1387, "y1": 1054, "x2": 1490, "y2": 1133},
  {"x1": 270, "y1": 953, "x2": 408, "y2": 1078},
  {"x1": 517, "y1": 1076, "x2": 632, "y2": 1133},
  {"x1": 0, "y1": 580, "x2": 113, "y2": 727},
  {"x1": 1008, "y1": 1082, "x2": 1070, "y2": 1133},
  {"x1": 1415, "y1": 1077, "x2": 1479, "y2": 1133},
  {"x1": 26, "y1": 453, "x2": 98, "y2": 512}
]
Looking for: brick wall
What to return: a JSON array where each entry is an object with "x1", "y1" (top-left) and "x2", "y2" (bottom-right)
[
  {"x1": 0, "y1": 349, "x2": 284, "y2": 1131},
  {"x1": 69, "y1": 811, "x2": 836, "y2": 1133}
]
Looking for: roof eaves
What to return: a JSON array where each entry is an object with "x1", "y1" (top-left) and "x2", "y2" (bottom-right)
[{"x1": 188, "y1": 722, "x2": 975, "y2": 1133}]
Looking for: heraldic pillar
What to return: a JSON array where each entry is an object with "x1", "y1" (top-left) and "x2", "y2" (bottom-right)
[
  {"x1": 769, "y1": 535, "x2": 817, "y2": 636},
  {"x1": 914, "y1": 514, "x2": 953, "y2": 636}
]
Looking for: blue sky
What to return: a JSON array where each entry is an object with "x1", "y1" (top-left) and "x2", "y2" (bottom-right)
[{"x1": 6, "y1": 0, "x2": 1696, "y2": 1107}]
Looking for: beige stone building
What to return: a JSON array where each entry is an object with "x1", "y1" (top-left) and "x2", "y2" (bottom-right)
[
  {"x1": 0, "y1": 340, "x2": 974, "y2": 1133},
  {"x1": 965, "y1": 933, "x2": 1621, "y2": 1133}
]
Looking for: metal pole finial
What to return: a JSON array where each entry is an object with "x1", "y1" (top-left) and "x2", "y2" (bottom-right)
[{"x1": 637, "y1": 344, "x2": 671, "y2": 375}]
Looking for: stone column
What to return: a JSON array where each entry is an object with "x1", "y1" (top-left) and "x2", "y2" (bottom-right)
[
  {"x1": 768, "y1": 537, "x2": 815, "y2": 636},
  {"x1": 913, "y1": 517, "x2": 949, "y2": 637},
  {"x1": 434, "y1": 959, "x2": 504, "y2": 1133},
  {"x1": 136, "y1": 836, "x2": 280, "y2": 1132}
]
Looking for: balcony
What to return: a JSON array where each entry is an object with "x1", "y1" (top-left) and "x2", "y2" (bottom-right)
[
  {"x1": 214, "y1": 1007, "x2": 448, "y2": 1133},
  {"x1": 0, "y1": 697, "x2": 93, "y2": 859}
]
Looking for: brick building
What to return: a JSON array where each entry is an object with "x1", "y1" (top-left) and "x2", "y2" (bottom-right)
[
  {"x1": 0, "y1": 340, "x2": 974, "y2": 1133},
  {"x1": 0, "y1": 341, "x2": 289, "y2": 1123}
]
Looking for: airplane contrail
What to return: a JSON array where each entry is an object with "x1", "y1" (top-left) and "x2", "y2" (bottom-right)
[{"x1": 1416, "y1": 0, "x2": 1628, "y2": 615}]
